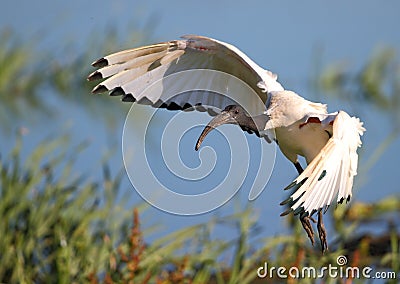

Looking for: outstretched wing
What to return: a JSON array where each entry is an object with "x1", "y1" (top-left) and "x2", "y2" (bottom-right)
[
  {"x1": 88, "y1": 35, "x2": 284, "y2": 115},
  {"x1": 283, "y1": 111, "x2": 365, "y2": 215}
]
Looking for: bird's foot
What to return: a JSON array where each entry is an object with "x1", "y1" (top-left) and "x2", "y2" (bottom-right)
[
  {"x1": 317, "y1": 210, "x2": 328, "y2": 253},
  {"x1": 300, "y1": 213, "x2": 316, "y2": 246}
]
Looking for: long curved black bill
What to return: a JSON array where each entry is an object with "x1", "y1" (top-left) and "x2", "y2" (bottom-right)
[{"x1": 195, "y1": 111, "x2": 235, "y2": 151}]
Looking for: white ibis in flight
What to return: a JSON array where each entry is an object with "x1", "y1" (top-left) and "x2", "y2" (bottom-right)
[{"x1": 88, "y1": 35, "x2": 365, "y2": 252}]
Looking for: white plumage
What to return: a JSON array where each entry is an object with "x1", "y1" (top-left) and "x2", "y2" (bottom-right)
[
  {"x1": 287, "y1": 111, "x2": 365, "y2": 214},
  {"x1": 89, "y1": 35, "x2": 283, "y2": 109},
  {"x1": 88, "y1": 35, "x2": 365, "y2": 251}
]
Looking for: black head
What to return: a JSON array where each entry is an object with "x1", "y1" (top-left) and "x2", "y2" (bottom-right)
[
  {"x1": 222, "y1": 105, "x2": 249, "y2": 121},
  {"x1": 195, "y1": 104, "x2": 253, "y2": 150}
]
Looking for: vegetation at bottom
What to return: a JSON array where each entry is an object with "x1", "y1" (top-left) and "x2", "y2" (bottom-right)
[
  {"x1": 0, "y1": 29, "x2": 399, "y2": 283},
  {"x1": 1, "y1": 136, "x2": 399, "y2": 283}
]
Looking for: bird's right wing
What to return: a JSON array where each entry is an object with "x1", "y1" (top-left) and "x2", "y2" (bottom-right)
[
  {"x1": 87, "y1": 35, "x2": 284, "y2": 116},
  {"x1": 284, "y1": 111, "x2": 365, "y2": 215}
]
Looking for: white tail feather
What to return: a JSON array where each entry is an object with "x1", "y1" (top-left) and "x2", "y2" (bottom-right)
[{"x1": 289, "y1": 111, "x2": 365, "y2": 214}]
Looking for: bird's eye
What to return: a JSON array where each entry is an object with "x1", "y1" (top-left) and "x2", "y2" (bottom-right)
[{"x1": 234, "y1": 110, "x2": 239, "y2": 114}]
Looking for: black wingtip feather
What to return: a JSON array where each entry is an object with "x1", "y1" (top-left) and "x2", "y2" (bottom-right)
[
  {"x1": 109, "y1": 87, "x2": 125, "y2": 96},
  {"x1": 122, "y1": 94, "x2": 136, "y2": 102},
  {"x1": 280, "y1": 196, "x2": 292, "y2": 206},
  {"x1": 318, "y1": 170, "x2": 327, "y2": 181},
  {"x1": 137, "y1": 97, "x2": 153, "y2": 105},
  {"x1": 91, "y1": 84, "x2": 108, "y2": 94},
  {"x1": 195, "y1": 103, "x2": 207, "y2": 112},
  {"x1": 280, "y1": 208, "x2": 292, "y2": 217},
  {"x1": 182, "y1": 103, "x2": 195, "y2": 112},
  {"x1": 280, "y1": 191, "x2": 305, "y2": 206},
  {"x1": 284, "y1": 180, "x2": 297, "y2": 191},
  {"x1": 91, "y1": 58, "x2": 108, "y2": 68},
  {"x1": 166, "y1": 102, "x2": 182, "y2": 111},
  {"x1": 293, "y1": 206, "x2": 304, "y2": 216},
  {"x1": 87, "y1": 71, "x2": 103, "y2": 81},
  {"x1": 153, "y1": 100, "x2": 165, "y2": 108}
]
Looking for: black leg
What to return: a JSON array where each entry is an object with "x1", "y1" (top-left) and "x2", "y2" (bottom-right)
[
  {"x1": 300, "y1": 212, "x2": 316, "y2": 246},
  {"x1": 293, "y1": 161, "x2": 316, "y2": 246},
  {"x1": 317, "y1": 209, "x2": 328, "y2": 253}
]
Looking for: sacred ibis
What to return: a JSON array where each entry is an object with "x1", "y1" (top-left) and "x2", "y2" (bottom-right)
[{"x1": 88, "y1": 35, "x2": 365, "y2": 252}]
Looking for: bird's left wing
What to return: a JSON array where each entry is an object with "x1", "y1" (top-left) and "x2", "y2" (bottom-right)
[
  {"x1": 284, "y1": 111, "x2": 365, "y2": 215},
  {"x1": 88, "y1": 35, "x2": 283, "y2": 115}
]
